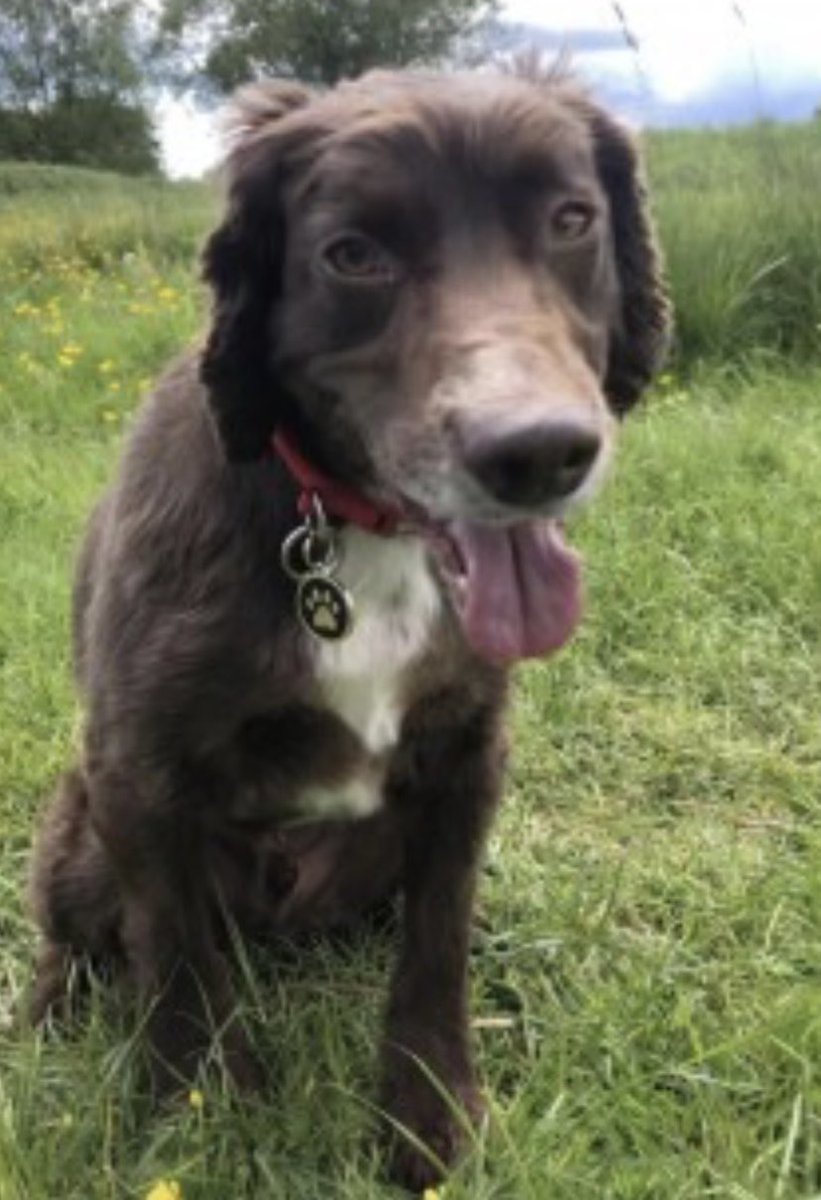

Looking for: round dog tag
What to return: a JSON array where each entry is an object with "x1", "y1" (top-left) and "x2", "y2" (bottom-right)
[{"x1": 297, "y1": 574, "x2": 355, "y2": 641}]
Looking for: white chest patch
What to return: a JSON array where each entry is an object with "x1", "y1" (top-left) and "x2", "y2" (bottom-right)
[{"x1": 297, "y1": 529, "x2": 441, "y2": 821}]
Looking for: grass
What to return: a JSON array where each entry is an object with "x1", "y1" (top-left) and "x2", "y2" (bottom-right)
[
  {"x1": 647, "y1": 123, "x2": 821, "y2": 366},
  {"x1": 1, "y1": 129, "x2": 821, "y2": 1198},
  {"x1": 0, "y1": 163, "x2": 215, "y2": 275}
]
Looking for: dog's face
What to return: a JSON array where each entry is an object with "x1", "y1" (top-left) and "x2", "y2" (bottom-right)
[
  {"x1": 202, "y1": 70, "x2": 671, "y2": 661},
  {"x1": 277, "y1": 78, "x2": 620, "y2": 520}
]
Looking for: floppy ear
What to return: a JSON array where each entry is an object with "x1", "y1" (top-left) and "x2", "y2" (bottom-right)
[
  {"x1": 518, "y1": 61, "x2": 672, "y2": 414},
  {"x1": 200, "y1": 81, "x2": 314, "y2": 462},
  {"x1": 588, "y1": 107, "x2": 672, "y2": 414}
]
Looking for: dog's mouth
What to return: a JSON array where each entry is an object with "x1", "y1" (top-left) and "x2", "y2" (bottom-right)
[
  {"x1": 415, "y1": 514, "x2": 583, "y2": 666},
  {"x1": 272, "y1": 421, "x2": 584, "y2": 665}
]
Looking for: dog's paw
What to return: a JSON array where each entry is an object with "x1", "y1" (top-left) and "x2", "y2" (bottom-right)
[{"x1": 381, "y1": 1073, "x2": 485, "y2": 1192}]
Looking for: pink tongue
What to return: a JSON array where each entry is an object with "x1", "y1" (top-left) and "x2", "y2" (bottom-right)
[{"x1": 443, "y1": 520, "x2": 583, "y2": 664}]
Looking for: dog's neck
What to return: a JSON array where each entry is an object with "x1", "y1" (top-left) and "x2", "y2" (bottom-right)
[{"x1": 271, "y1": 428, "x2": 405, "y2": 537}]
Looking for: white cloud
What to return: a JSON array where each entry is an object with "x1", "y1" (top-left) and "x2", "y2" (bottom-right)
[
  {"x1": 505, "y1": 0, "x2": 614, "y2": 25},
  {"x1": 504, "y1": 0, "x2": 821, "y2": 100}
]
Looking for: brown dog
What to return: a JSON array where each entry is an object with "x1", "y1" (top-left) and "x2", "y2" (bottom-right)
[{"x1": 27, "y1": 66, "x2": 669, "y2": 1190}]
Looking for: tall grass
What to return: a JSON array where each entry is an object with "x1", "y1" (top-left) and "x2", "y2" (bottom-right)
[
  {"x1": 646, "y1": 121, "x2": 821, "y2": 366},
  {"x1": 3, "y1": 119, "x2": 820, "y2": 369},
  {"x1": 0, "y1": 163, "x2": 216, "y2": 273}
]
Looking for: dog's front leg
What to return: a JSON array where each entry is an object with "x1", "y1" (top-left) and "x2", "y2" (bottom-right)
[
  {"x1": 382, "y1": 698, "x2": 506, "y2": 1190},
  {"x1": 88, "y1": 758, "x2": 262, "y2": 1095}
]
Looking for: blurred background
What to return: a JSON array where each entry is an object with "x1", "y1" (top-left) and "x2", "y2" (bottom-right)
[
  {"x1": 155, "y1": 0, "x2": 821, "y2": 177},
  {"x1": 1, "y1": 0, "x2": 819, "y2": 178}
]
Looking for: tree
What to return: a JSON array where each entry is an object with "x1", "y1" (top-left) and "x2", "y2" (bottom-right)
[
  {"x1": 0, "y1": 0, "x2": 160, "y2": 172},
  {"x1": 159, "y1": 0, "x2": 498, "y2": 95},
  {"x1": 0, "y1": 97, "x2": 159, "y2": 174}
]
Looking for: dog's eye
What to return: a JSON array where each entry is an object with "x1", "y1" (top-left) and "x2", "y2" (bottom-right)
[
  {"x1": 551, "y1": 200, "x2": 597, "y2": 241},
  {"x1": 321, "y1": 234, "x2": 398, "y2": 283}
]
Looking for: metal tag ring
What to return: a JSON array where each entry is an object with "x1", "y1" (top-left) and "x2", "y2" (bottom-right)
[
  {"x1": 281, "y1": 524, "x2": 338, "y2": 580},
  {"x1": 303, "y1": 529, "x2": 338, "y2": 573}
]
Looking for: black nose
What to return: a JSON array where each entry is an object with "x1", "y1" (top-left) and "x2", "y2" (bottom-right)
[{"x1": 460, "y1": 417, "x2": 601, "y2": 509}]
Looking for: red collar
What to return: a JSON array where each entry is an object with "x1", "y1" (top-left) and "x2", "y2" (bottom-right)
[{"x1": 271, "y1": 428, "x2": 405, "y2": 537}]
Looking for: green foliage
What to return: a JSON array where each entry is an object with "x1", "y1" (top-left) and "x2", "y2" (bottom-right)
[
  {"x1": 159, "y1": 0, "x2": 498, "y2": 91},
  {"x1": 0, "y1": 0, "x2": 160, "y2": 172},
  {"x1": 0, "y1": 159, "x2": 157, "y2": 198},
  {"x1": 0, "y1": 162, "x2": 215, "y2": 270},
  {"x1": 0, "y1": 96, "x2": 160, "y2": 175},
  {"x1": 646, "y1": 121, "x2": 821, "y2": 367},
  {"x1": 0, "y1": 0, "x2": 144, "y2": 107}
]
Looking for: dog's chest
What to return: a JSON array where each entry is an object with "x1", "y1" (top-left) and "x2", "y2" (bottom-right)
[{"x1": 296, "y1": 530, "x2": 441, "y2": 821}]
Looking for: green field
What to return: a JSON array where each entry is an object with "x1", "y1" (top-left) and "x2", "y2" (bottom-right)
[{"x1": 1, "y1": 122, "x2": 820, "y2": 1199}]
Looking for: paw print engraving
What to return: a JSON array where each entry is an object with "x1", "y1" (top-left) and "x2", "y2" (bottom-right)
[{"x1": 298, "y1": 575, "x2": 354, "y2": 640}]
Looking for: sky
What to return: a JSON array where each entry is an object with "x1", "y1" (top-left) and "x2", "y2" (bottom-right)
[{"x1": 157, "y1": 0, "x2": 821, "y2": 177}]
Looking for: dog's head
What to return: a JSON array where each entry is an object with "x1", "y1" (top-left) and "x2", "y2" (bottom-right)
[{"x1": 202, "y1": 68, "x2": 670, "y2": 661}]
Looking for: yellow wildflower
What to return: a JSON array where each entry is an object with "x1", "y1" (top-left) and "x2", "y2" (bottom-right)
[
  {"x1": 144, "y1": 1181, "x2": 182, "y2": 1200},
  {"x1": 98, "y1": 359, "x2": 116, "y2": 374},
  {"x1": 422, "y1": 1189, "x2": 442, "y2": 1200},
  {"x1": 188, "y1": 1088, "x2": 204, "y2": 1111}
]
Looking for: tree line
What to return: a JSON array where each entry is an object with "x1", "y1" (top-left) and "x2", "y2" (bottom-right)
[{"x1": 0, "y1": 0, "x2": 497, "y2": 175}]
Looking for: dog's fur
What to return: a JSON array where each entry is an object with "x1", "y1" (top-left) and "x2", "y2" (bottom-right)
[{"x1": 27, "y1": 67, "x2": 669, "y2": 1190}]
